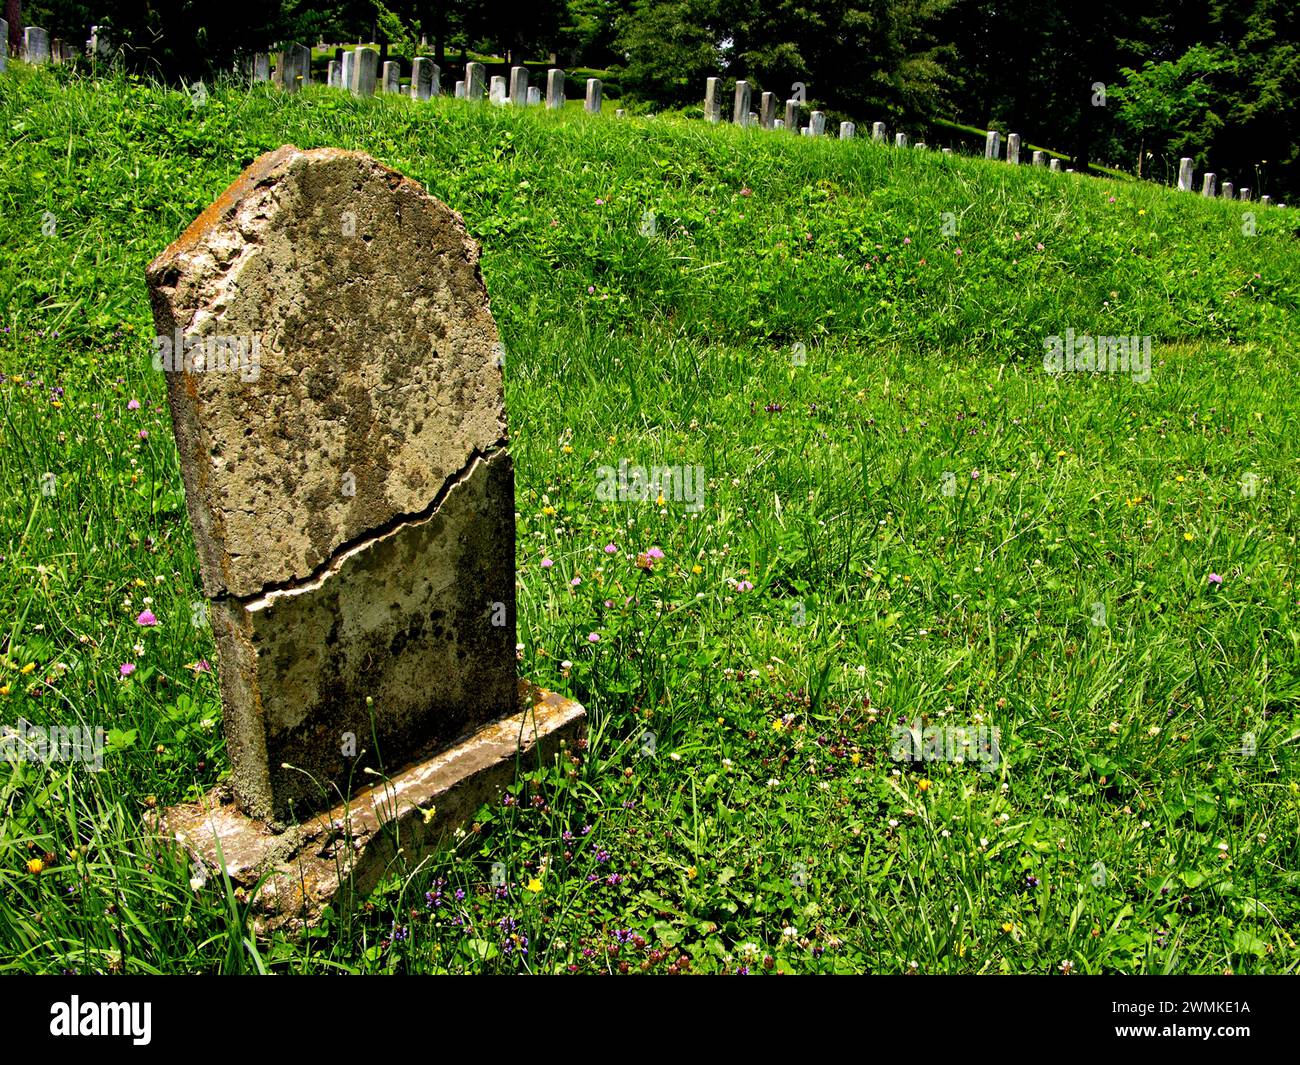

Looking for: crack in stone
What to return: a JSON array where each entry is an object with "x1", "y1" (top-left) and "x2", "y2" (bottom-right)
[{"x1": 220, "y1": 438, "x2": 508, "y2": 608}]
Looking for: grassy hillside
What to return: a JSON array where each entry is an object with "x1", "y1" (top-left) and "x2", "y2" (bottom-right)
[{"x1": 1, "y1": 65, "x2": 1298, "y2": 974}]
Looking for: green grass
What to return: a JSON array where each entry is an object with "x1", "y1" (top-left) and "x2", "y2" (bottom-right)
[{"x1": 1, "y1": 62, "x2": 1298, "y2": 975}]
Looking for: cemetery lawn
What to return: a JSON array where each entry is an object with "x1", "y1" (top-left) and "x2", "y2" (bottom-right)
[{"x1": 2, "y1": 65, "x2": 1299, "y2": 975}]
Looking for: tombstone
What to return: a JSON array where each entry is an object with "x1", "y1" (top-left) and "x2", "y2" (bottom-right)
[
  {"x1": 784, "y1": 99, "x2": 800, "y2": 131},
  {"x1": 1260, "y1": 195, "x2": 1272, "y2": 206},
  {"x1": 1221, "y1": 181, "x2": 1234, "y2": 200},
  {"x1": 585, "y1": 78, "x2": 601, "y2": 113},
  {"x1": 809, "y1": 111, "x2": 825, "y2": 136},
  {"x1": 89, "y1": 24, "x2": 112, "y2": 58},
  {"x1": 149, "y1": 145, "x2": 585, "y2": 925},
  {"x1": 1007, "y1": 133, "x2": 1020, "y2": 165},
  {"x1": 733, "y1": 81, "x2": 750, "y2": 126},
  {"x1": 942, "y1": 148, "x2": 952, "y2": 154},
  {"x1": 1049, "y1": 159, "x2": 1062, "y2": 172},
  {"x1": 1177, "y1": 157, "x2": 1194, "y2": 192},
  {"x1": 760, "y1": 92, "x2": 776, "y2": 130},
  {"x1": 341, "y1": 50, "x2": 355, "y2": 93},
  {"x1": 801, "y1": 127, "x2": 810, "y2": 137},
  {"x1": 509, "y1": 66, "x2": 528, "y2": 107},
  {"x1": 1032, "y1": 150, "x2": 1046, "y2": 167},
  {"x1": 326, "y1": 60, "x2": 339, "y2": 88},
  {"x1": 1201, "y1": 173, "x2": 1216, "y2": 197},
  {"x1": 454, "y1": 80, "x2": 465, "y2": 99},
  {"x1": 411, "y1": 57, "x2": 439, "y2": 100},
  {"x1": 23, "y1": 26, "x2": 51, "y2": 64},
  {"x1": 466, "y1": 62, "x2": 486, "y2": 101},
  {"x1": 1239, "y1": 187, "x2": 1251, "y2": 201},
  {"x1": 704, "y1": 77, "x2": 722, "y2": 123},
  {"x1": 872, "y1": 122, "x2": 886, "y2": 142},
  {"x1": 489, "y1": 76, "x2": 507, "y2": 105},
  {"x1": 351, "y1": 47, "x2": 378, "y2": 97},
  {"x1": 774, "y1": 119, "x2": 784, "y2": 129},
  {"x1": 381, "y1": 61, "x2": 400, "y2": 94},
  {"x1": 914, "y1": 142, "x2": 926, "y2": 150},
  {"x1": 527, "y1": 86, "x2": 541, "y2": 106},
  {"x1": 1065, "y1": 168, "x2": 1075, "y2": 173},
  {"x1": 840, "y1": 121, "x2": 855, "y2": 140},
  {"x1": 547, "y1": 69, "x2": 565, "y2": 109},
  {"x1": 985, "y1": 130, "x2": 1000, "y2": 159},
  {"x1": 895, "y1": 132, "x2": 908, "y2": 148},
  {"x1": 51, "y1": 38, "x2": 64, "y2": 64},
  {"x1": 277, "y1": 44, "x2": 310, "y2": 91}
]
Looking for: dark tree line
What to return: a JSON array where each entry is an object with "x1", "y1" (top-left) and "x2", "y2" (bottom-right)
[{"x1": 12, "y1": 0, "x2": 1300, "y2": 196}]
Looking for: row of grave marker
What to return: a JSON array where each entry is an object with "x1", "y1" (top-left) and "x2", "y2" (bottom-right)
[{"x1": 705, "y1": 77, "x2": 1283, "y2": 205}]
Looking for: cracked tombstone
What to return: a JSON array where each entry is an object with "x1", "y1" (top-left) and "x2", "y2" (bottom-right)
[{"x1": 148, "y1": 146, "x2": 585, "y2": 926}]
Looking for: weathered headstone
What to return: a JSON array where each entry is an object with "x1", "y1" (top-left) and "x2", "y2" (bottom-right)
[
  {"x1": 784, "y1": 99, "x2": 799, "y2": 131},
  {"x1": 774, "y1": 119, "x2": 784, "y2": 129},
  {"x1": 1221, "y1": 181, "x2": 1234, "y2": 200},
  {"x1": 1007, "y1": 133, "x2": 1020, "y2": 165},
  {"x1": 733, "y1": 81, "x2": 750, "y2": 126},
  {"x1": 1260, "y1": 195, "x2": 1272, "y2": 206},
  {"x1": 547, "y1": 69, "x2": 565, "y2": 109},
  {"x1": 527, "y1": 86, "x2": 541, "y2": 106},
  {"x1": 985, "y1": 130, "x2": 1000, "y2": 159},
  {"x1": 150, "y1": 146, "x2": 585, "y2": 923},
  {"x1": 1049, "y1": 158, "x2": 1062, "y2": 172},
  {"x1": 23, "y1": 26, "x2": 51, "y2": 64},
  {"x1": 942, "y1": 147, "x2": 953, "y2": 154},
  {"x1": 840, "y1": 121, "x2": 855, "y2": 139},
  {"x1": 276, "y1": 44, "x2": 310, "y2": 91},
  {"x1": 895, "y1": 132, "x2": 908, "y2": 148},
  {"x1": 51, "y1": 38, "x2": 64, "y2": 64},
  {"x1": 509, "y1": 66, "x2": 528, "y2": 107},
  {"x1": 801, "y1": 127, "x2": 811, "y2": 137},
  {"x1": 411, "y1": 57, "x2": 438, "y2": 100},
  {"x1": 454, "y1": 80, "x2": 465, "y2": 99},
  {"x1": 466, "y1": 62, "x2": 486, "y2": 101},
  {"x1": 617, "y1": 108, "x2": 628, "y2": 118},
  {"x1": 1239, "y1": 187, "x2": 1251, "y2": 201},
  {"x1": 489, "y1": 76, "x2": 507, "y2": 104},
  {"x1": 1032, "y1": 150, "x2": 1046, "y2": 167},
  {"x1": 872, "y1": 122, "x2": 886, "y2": 142},
  {"x1": 1177, "y1": 157, "x2": 1194, "y2": 192},
  {"x1": 704, "y1": 78, "x2": 722, "y2": 123},
  {"x1": 1201, "y1": 173, "x2": 1216, "y2": 197},
  {"x1": 760, "y1": 92, "x2": 776, "y2": 130},
  {"x1": 351, "y1": 47, "x2": 378, "y2": 97},
  {"x1": 585, "y1": 78, "x2": 602, "y2": 113},
  {"x1": 915, "y1": 142, "x2": 927, "y2": 150},
  {"x1": 381, "y1": 61, "x2": 400, "y2": 94},
  {"x1": 326, "y1": 60, "x2": 339, "y2": 88},
  {"x1": 89, "y1": 24, "x2": 112, "y2": 58},
  {"x1": 809, "y1": 110, "x2": 825, "y2": 136},
  {"x1": 340, "y1": 50, "x2": 354, "y2": 92}
]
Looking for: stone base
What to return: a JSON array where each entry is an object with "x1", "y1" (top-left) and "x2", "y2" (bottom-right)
[{"x1": 156, "y1": 682, "x2": 585, "y2": 932}]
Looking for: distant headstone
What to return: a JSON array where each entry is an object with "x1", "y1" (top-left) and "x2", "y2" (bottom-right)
[
  {"x1": 489, "y1": 76, "x2": 507, "y2": 104},
  {"x1": 1032, "y1": 150, "x2": 1046, "y2": 167},
  {"x1": 747, "y1": 110, "x2": 757, "y2": 125},
  {"x1": 774, "y1": 119, "x2": 784, "y2": 129},
  {"x1": 1177, "y1": 157, "x2": 1194, "y2": 192},
  {"x1": 760, "y1": 92, "x2": 776, "y2": 130},
  {"x1": 276, "y1": 44, "x2": 310, "y2": 91},
  {"x1": 809, "y1": 110, "x2": 825, "y2": 136},
  {"x1": 51, "y1": 38, "x2": 64, "y2": 64},
  {"x1": 585, "y1": 78, "x2": 602, "y2": 113},
  {"x1": 527, "y1": 86, "x2": 541, "y2": 106},
  {"x1": 466, "y1": 62, "x2": 486, "y2": 101},
  {"x1": 1260, "y1": 195, "x2": 1272, "y2": 205},
  {"x1": 914, "y1": 142, "x2": 927, "y2": 150},
  {"x1": 784, "y1": 99, "x2": 799, "y2": 131},
  {"x1": 547, "y1": 69, "x2": 565, "y2": 109},
  {"x1": 1007, "y1": 133, "x2": 1020, "y2": 165},
  {"x1": 341, "y1": 50, "x2": 354, "y2": 91},
  {"x1": 411, "y1": 58, "x2": 439, "y2": 100},
  {"x1": 1239, "y1": 187, "x2": 1251, "y2": 201},
  {"x1": 733, "y1": 81, "x2": 750, "y2": 126},
  {"x1": 23, "y1": 26, "x2": 51, "y2": 64},
  {"x1": 381, "y1": 61, "x2": 400, "y2": 94},
  {"x1": 801, "y1": 127, "x2": 811, "y2": 137},
  {"x1": 89, "y1": 25, "x2": 112, "y2": 58},
  {"x1": 1221, "y1": 181, "x2": 1234, "y2": 200},
  {"x1": 351, "y1": 47, "x2": 378, "y2": 97},
  {"x1": 1049, "y1": 159, "x2": 1062, "y2": 172},
  {"x1": 1201, "y1": 173, "x2": 1216, "y2": 197},
  {"x1": 985, "y1": 130, "x2": 1000, "y2": 159},
  {"x1": 149, "y1": 146, "x2": 586, "y2": 919},
  {"x1": 326, "y1": 60, "x2": 339, "y2": 88},
  {"x1": 872, "y1": 122, "x2": 886, "y2": 142},
  {"x1": 454, "y1": 80, "x2": 465, "y2": 99},
  {"x1": 704, "y1": 78, "x2": 722, "y2": 123},
  {"x1": 509, "y1": 66, "x2": 528, "y2": 107},
  {"x1": 942, "y1": 148, "x2": 953, "y2": 154},
  {"x1": 895, "y1": 132, "x2": 908, "y2": 148},
  {"x1": 840, "y1": 121, "x2": 855, "y2": 139}
]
